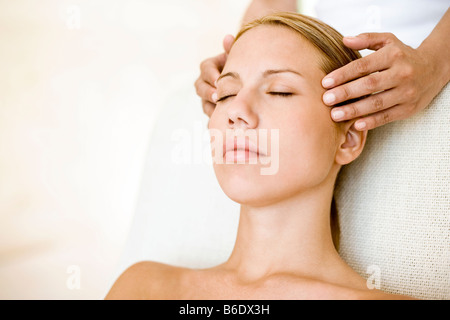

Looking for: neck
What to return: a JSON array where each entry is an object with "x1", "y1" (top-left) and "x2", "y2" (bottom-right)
[{"x1": 221, "y1": 172, "x2": 356, "y2": 286}]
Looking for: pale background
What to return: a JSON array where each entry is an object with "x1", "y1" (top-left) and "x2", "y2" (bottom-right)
[{"x1": 0, "y1": 0, "x2": 317, "y2": 300}]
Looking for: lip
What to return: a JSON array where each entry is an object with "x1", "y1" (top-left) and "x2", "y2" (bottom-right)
[{"x1": 223, "y1": 136, "x2": 267, "y2": 158}]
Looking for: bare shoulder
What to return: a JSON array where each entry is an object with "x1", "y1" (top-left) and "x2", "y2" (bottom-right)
[
  {"x1": 325, "y1": 283, "x2": 416, "y2": 300},
  {"x1": 105, "y1": 261, "x2": 187, "y2": 300},
  {"x1": 324, "y1": 285, "x2": 417, "y2": 300},
  {"x1": 272, "y1": 275, "x2": 417, "y2": 300},
  {"x1": 307, "y1": 277, "x2": 417, "y2": 300}
]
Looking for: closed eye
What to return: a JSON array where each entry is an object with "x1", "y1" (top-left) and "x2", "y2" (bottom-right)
[
  {"x1": 269, "y1": 92, "x2": 293, "y2": 97},
  {"x1": 216, "y1": 94, "x2": 236, "y2": 102},
  {"x1": 217, "y1": 92, "x2": 293, "y2": 102}
]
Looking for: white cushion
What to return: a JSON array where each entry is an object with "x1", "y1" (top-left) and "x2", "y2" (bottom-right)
[{"x1": 335, "y1": 83, "x2": 450, "y2": 300}]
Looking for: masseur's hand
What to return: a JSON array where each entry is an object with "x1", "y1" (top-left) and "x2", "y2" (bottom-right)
[
  {"x1": 322, "y1": 32, "x2": 449, "y2": 131},
  {"x1": 195, "y1": 34, "x2": 234, "y2": 117}
]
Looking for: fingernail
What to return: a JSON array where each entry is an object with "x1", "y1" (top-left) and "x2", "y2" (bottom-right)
[
  {"x1": 355, "y1": 121, "x2": 367, "y2": 130},
  {"x1": 344, "y1": 36, "x2": 357, "y2": 40},
  {"x1": 212, "y1": 92, "x2": 218, "y2": 103},
  {"x1": 332, "y1": 109, "x2": 345, "y2": 120},
  {"x1": 323, "y1": 92, "x2": 336, "y2": 105},
  {"x1": 322, "y1": 77, "x2": 334, "y2": 88}
]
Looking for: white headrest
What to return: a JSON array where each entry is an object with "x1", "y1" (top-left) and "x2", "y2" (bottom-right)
[{"x1": 335, "y1": 83, "x2": 450, "y2": 300}]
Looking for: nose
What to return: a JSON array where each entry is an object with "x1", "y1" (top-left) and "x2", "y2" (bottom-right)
[{"x1": 227, "y1": 89, "x2": 258, "y2": 129}]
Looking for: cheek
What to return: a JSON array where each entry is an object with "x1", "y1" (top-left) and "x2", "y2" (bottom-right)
[
  {"x1": 275, "y1": 105, "x2": 337, "y2": 187},
  {"x1": 208, "y1": 107, "x2": 222, "y2": 130}
]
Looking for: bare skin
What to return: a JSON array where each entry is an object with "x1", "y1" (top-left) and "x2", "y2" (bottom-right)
[{"x1": 105, "y1": 261, "x2": 412, "y2": 300}]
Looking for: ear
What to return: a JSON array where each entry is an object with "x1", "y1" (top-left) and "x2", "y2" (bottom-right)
[{"x1": 335, "y1": 119, "x2": 368, "y2": 166}]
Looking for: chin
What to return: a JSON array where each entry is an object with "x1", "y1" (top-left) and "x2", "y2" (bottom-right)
[
  {"x1": 225, "y1": 188, "x2": 278, "y2": 207},
  {"x1": 215, "y1": 166, "x2": 286, "y2": 207}
]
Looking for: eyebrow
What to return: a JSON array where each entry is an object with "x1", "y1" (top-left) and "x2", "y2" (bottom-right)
[{"x1": 216, "y1": 69, "x2": 303, "y2": 83}]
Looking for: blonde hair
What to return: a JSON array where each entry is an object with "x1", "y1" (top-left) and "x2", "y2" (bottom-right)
[
  {"x1": 235, "y1": 12, "x2": 361, "y2": 75},
  {"x1": 234, "y1": 12, "x2": 362, "y2": 251}
]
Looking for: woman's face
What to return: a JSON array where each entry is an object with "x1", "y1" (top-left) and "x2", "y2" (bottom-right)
[{"x1": 209, "y1": 25, "x2": 341, "y2": 207}]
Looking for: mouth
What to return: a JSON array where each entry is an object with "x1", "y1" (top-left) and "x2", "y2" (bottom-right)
[{"x1": 223, "y1": 136, "x2": 267, "y2": 163}]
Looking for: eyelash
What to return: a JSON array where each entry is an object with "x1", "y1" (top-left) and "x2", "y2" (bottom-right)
[{"x1": 217, "y1": 92, "x2": 293, "y2": 102}]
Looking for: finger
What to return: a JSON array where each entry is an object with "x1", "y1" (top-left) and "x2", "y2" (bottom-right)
[
  {"x1": 195, "y1": 78, "x2": 217, "y2": 104},
  {"x1": 214, "y1": 51, "x2": 228, "y2": 72},
  {"x1": 200, "y1": 52, "x2": 227, "y2": 87},
  {"x1": 223, "y1": 34, "x2": 235, "y2": 54},
  {"x1": 322, "y1": 47, "x2": 390, "y2": 89},
  {"x1": 343, "y1": 32, "x2": 398, "y2": 51},
  {"x1": 330, "y1": 89, "x2": 396, "y2": 122},
  {"x1": 353, "y1": 104, "x2": 409, "y2": 131},
  {"x1": 202, "y1": 100, "x2": 216, "y2": 118},
  {"x1": 323, "y1": 69, "x2": 396, "y2": 106}
]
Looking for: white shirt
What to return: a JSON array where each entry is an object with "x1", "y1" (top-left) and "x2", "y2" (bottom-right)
[{"x1": 314, "y1": 0, "x2": 449, "y2": 49}]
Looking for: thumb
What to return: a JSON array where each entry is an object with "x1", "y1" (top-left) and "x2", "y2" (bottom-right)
[
  {"x1": 343, "y1": 32, "x2": 397, "y2": 51},
  {"x1": 223, "y1": 34, "x2": 235, "y2": 54}
]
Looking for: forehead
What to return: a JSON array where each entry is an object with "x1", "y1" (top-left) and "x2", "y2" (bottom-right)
[{"x1": 225, "y1": 24, "x2": 323, "y2": 77}]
